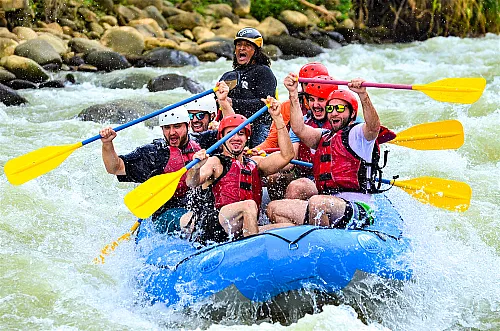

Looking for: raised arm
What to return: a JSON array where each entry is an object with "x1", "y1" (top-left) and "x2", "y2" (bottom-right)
[
  {"x1": 215, "y1": 81, "x2": 234, "y2": 117},
  {"x1": 255, "y1": 97, "x2": 294, "y2": 176},
  {"x1": 285, "y1": 73, "x2": 322, "y2": 149},
  {"x1": 100, "y1": 127, "x2": 126, "y2": 175},
  {"x1": 186, "y1": 149, "x2": 219, "y2": 188},
  {"x1": 348, "y1": 78, "x2": 380, "y2": 141}
]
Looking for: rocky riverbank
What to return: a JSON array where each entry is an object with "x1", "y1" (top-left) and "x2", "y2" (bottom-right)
[{"x1": 0, "y1": 0, "x2": 358, "y2": 106}]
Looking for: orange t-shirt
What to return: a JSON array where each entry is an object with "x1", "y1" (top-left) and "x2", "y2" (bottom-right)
[{"x1": 255, "y1": 100, "x2": 291, "y2": 151}]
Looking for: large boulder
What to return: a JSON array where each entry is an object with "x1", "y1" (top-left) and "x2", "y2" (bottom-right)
[
  {"x1": 0, "y1": 55, "x2": 50, "y2": 83},
  {"x1": 14, "y1": 39, "x2": 62, "y2": 66},
  {"x1": 143, "y1": 5, "x2": 168, "y2": 29},
  {"x1": 192, "y1": 26, "x2": 215, "y2": 43},
  {"x1": 69, "y1": 38, "x2": 111, "y2": 55},
  {"x1": 147, "y1": 73, "x2": 204, "y2": 94},
  {"x1": 126, "y1": 0, "x2": 162, "y2": 10},
  {"x1": 100, "y1": 71, "x2": 156, "y2": 89},
  {"x1": 266, "y1": 35, "x2": 324, "y2": 57},
  {"x1": 230, "y1": 0, "x2": 250, "y2": 17},
  {"x1": 279, "y1": 10, "x2": 310, "y2": 33},
  {"x1": 36, "y1": 34, "x2": 68, "y2": 55},
  {"x1": 0, "y1": 37, "x2": 18, "y2": 58},
  {"x1": 128, "y1": 18, "x2": 164, "y2": 38},
  {"x1": 0, "y1": 82, "x2": 28, "y2": 106},
  {"x1": 12, "y1": 27, "x2": 37, "y2": 41},
  {"x1": 257, "y1": 17, "x2": 289, "y2": 39},
  {"x1": 100, "y1": 26, "x2": 145, "y2": 56},
  {"x1": 168, "y1": 12, "x2": 205, "y2": 31},
  {"x1": 85, "y1": 50, "x2": 131, "y2": 72},
  {"x1": 77, "y1": 99, "x2": 164, "y2": 128},
  {"x1": 137, "y1": 47, "x2": 199, "y2": 67},
  {"x1": 0, "y1": 68, "x2": 16, "y2": 83}
]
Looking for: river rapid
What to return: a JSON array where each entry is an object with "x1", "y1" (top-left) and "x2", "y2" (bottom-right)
[{"x1": 1, "y1": 33, "x2": 499, "y2": 330}]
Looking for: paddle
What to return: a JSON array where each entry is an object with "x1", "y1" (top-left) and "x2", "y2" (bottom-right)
[
  {"x1": 258, "y1": 120, "x2": 464, "y2": 152},
  {"x1": 124, "y1": 104, "x2": 271, "y2": 219},
  {"x1": 4, "y1": 88, "x2": 220, "y2": 186},
  {"x1": 93, "y1": 220, "x2": 141, "y2": 264},
  {"x1": 378, "y1": 177, "x2": 472, "y2": 212},
  {"x1": 298, "y1": 77, "x2": 486, "y2": 104}
]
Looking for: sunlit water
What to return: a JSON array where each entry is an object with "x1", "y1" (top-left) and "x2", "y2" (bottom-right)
[{"x1": 1, "y1": 33, "x2": 499, "y2": 330}]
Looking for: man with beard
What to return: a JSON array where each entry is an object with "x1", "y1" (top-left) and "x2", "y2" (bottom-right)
[
  {"x1": 219, "y1": 28, "x2": 277, "y2": 148},
  {"x1": 180, "y1": 96, "x2": 295, "y2": 245},
  {"x1": 99, "y1": 107, "x2": 200, "y2": 234},
  {"x1": 266, "y1": 73, "x2": 381, "y2": 230}
]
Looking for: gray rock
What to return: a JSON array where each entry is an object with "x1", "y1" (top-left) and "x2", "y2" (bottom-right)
[
  {"x1": 144, "y1": 5, "x2": 168, "y2": 29},
  {"x1": 101, "y1": 72, "x2": 155, "y2": 89},
  {"x1": 0, "y1": 82, "x2": 28, "y2": 106},
  {"x1": 69, "y1": 38, "x2": 111, "y2": 55},
  {"x1": 39, "y1": 80, "x2": 66, "y2": 89},
  {"x1": 266, "y1": 35, "x2": 324, "y2": 57},
  {"x1": 77, "y1": 99, "x2": 164, "y2": 128},
  {"x1": 138, "y1": 47, "x2": 200, "y2": 67},
  {"x1": 0, "y1": 68, "x2": 16, "y2": 83},
  {"x1": 85, "y1": 50, "x2": 131, "y2": 72},
  {"x1": 14, "y1": 39, "x2": 62, "y2": 66},
  {"x1": 147, "y1": 73, "x2": 204, "y2": 94}
]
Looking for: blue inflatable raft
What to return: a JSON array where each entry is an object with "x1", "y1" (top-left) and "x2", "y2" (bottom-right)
[{"x1": 134, "y1": 194, "x2": 412, "y2": 317}]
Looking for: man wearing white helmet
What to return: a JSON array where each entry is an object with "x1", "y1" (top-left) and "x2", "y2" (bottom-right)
[
  {"x1": 185, "y1": 95, "x2": 218, "y2": 133},
  {"x1": 99, "y1": 106, "x2": 201, "y2": 234}
]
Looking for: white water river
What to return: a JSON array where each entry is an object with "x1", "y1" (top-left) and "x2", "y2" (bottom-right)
[{"x1": 1, "y1": 33, "x2": 499, "y2": 330}]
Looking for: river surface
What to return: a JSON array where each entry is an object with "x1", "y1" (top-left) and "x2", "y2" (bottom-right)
[{"x1": 1, "y1": 33, "x2": 499, "y2": 330}]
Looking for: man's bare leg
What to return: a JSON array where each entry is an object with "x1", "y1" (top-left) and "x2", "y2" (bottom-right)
[
  {"x1": 308, "y1": 195, "x2": 346, "y2": 226},
  {"x1": 285, "y1": 178, "x2": 318, "y2": 200},
  {"x1": 266, "y1": 199, "x2": 308, "y2": 225},
  {"x1": 219, "y1": 200, "x2": 259, "y2": 238}
]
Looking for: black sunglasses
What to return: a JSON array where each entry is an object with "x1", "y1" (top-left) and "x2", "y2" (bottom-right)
[
  {"x1": 189, "y1": 112, "x2": 209, "y2": 121},
  {"x1": 325, "y1": 104, "x2": 348, "y2": 113}
]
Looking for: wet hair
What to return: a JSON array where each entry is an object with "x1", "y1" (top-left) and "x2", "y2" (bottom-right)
[{"x1": 232, "y1": 46, "x2": 271, "y2": 69}]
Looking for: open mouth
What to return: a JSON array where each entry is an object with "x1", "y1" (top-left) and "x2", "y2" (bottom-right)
[
  {"x1": 191, "y1": 123, "x2": 203, "y2": 131},
  {"x1": 237, "y1": 51, "x2": 249, "y2": 63},
  {"x1": 169, "y1": 136, "x2": 179, "y2": 145}
]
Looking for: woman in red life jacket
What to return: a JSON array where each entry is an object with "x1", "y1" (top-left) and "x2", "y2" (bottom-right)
[
  {"x1": 266, "y1": 73, "x2": 383, "y2": 230},
  {"x1": 181, "y1": 97, "x2": 295, "y2": 245}
]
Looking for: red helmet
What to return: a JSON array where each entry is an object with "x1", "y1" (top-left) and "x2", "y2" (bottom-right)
[
  {"x1": 304, "y1": 75, "x2": 338, "y2": 99},
  {"x1": 217, "y1": 114, "x2": 251, "y2": 140},
  {"x1": 327, "y1": 89, "x2": 359, "y2": 118},
  {"x1": 299, "y1": 62, "x2": 329, "y2": 78}
]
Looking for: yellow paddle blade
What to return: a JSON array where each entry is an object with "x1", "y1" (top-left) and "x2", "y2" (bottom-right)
[
  {"x1": 392, "y1": 176, "x2": 471, "y2": 212},
  {"x1": 93, "y1": 220, "x2": 141, "y2": 264},
  {"x1": 4, "y1": 142, "x2": 82, "y2": 185},
  {"x1": 390, "y1": 120, "x2": 464, "y2": 150},
  {"x1": 124, "y1": 168, "x2": 187, "y2": 219},
  {"x1": 413, "y1": 78, "x2": 486, "y2": 104}
]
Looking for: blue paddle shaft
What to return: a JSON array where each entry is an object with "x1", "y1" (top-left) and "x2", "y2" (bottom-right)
[
  {"x1": 186, "y1": 104, "x2": 270, "y2": 170},
  {"x1": 81, "y1": 88, "x2": 216, "y2": 146}
]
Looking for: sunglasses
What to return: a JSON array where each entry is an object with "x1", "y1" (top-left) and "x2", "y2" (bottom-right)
[
  {"x1": 188, "y1": 112, "x2": 209, "y2": 121},
  {"x1": 325, "y1": 104, "x2": 348, "y2": 113}
]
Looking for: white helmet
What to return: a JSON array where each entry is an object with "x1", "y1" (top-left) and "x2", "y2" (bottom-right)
[
  {"x1": 185, "y1": 95, "x2": 218, "y2": 114},
  {"x1": 158, "y1": 106, "x2": 190, "y2": 126}
]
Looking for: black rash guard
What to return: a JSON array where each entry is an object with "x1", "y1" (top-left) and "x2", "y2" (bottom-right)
[{"x1": 221, "y1": 64, "x2": 277, "y2": 126}]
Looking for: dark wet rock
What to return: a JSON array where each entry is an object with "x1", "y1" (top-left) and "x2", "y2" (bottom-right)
[
  {"x1": 85, "y1": 50, "x2": 131, "y2": 72},
  {"x1": 0, "y1": 82, "x2": 28, "y2": 106},
  {"x1": 14, "y1": 39, "x2": 62, "y2": 66},
  {"x1": 101, "y1": 72, "x2": 155, "y2": 89},
  {"x1": 147, "y1": 73, "x2": 204, "y2": 94},
  {"x1": 266, "y1": 35, "x2": 323, "y2": 57},
  {"x1": 325, "y1": 31, "x2": 347, "y2": 45},
  {"x1": 262, "y1": 44, "x2": 283, "y2": 61},
  {"x1": 77, "y1": 99, "x2": 164, "y2": 128},
  {"x1": 137, "y1": 47, "x2": 200, "y2": 67},
  {"x1": 68, "y1": 38, "x2": 110, "y2": 55},
  {"x1": 77, "y1": 64, "x2": 99, "y2": 72},
  {"x1": 39, "y1": 80, "x2": 66, "y2": 89},
  {"x1": 198, "y1": 39, "x2": 234, "y2": 59},
  {"x1": 308, "y1": 30, "x2": 342, "y2": 49},
  {"x1": 65, "y1": 55, "x2": 85, "y2": 66},
  {"x1": 42, "y1": 63, "x2": 62, "y2": 71},
  {"x1": 4, "y1": 79, "x2": 37, "y2": 89},
  {"x1": 143, "y1": 5, "x2": 168, "y2": 29}
]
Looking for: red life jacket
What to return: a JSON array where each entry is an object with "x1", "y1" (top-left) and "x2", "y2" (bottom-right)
[
  {"x1": 312, "y1": 123, "x2": 381, "y2": 194},
  {"x1": 163, "y1": 139, "x2": 201, "y2": 198},
  {"x1": 212, "y1": 155, "x2": 263, "y2": 210}
]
